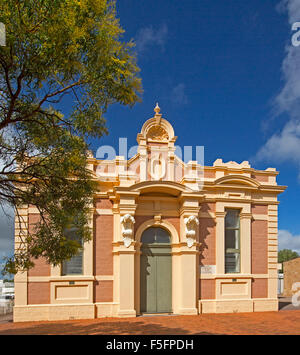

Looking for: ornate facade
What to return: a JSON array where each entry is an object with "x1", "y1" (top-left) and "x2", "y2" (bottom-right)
[{"x1": 13, "y1": 105, "x2": 286, "y2": 321}]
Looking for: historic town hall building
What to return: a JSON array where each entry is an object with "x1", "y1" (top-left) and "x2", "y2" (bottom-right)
[{"x1": 14, "y1": 105, "x2": 286, "y2": 322}]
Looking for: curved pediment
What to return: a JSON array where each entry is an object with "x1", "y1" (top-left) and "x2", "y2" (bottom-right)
[
  {"x1": 129, "y1": 180, "x2": 192, "y2": 196},
  {"x1": 215, "y1": 175, "x2": 260, "y2": 188}
]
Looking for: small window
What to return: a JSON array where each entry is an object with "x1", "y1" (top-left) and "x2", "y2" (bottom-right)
[
  {"x1": 225, "y1": 209, "x2": 240, "y2": 273},
  {"x1": 62, "y1": 226, "x2": 83, "y2": 275}
]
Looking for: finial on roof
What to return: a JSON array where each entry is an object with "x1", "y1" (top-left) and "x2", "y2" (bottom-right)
[{"x1": 154, "y1": 103, "x2": 162, "y2": 124}]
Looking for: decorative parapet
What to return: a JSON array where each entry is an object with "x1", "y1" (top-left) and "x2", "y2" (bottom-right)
[
  {"x1": 120, "y1": 214, "x2": 135, "y2": 247},
  {"x1": 184, "y1": 215, "x2": 199, "y2": 248},
  {"x1": 213, "y1": 159, "x2": 251, "y2": 169}
]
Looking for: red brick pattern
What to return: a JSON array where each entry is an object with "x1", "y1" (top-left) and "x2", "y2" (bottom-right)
[
  {"x1": 94, "y1": 199, "x2": 113, "y2": 209},
  {"x1": 200, "y1": 203, "x2": 215, "y2": 213},
  {"x1": 199, "y1": 218, "x2": 216, "y2": 266},
  {"x1": 28, "y1": 214, "x2": 51, "y2": 277},
  {"x1": 251, "y1": 204, "x2": 268, "y2": 215},
  {"x1": 164, "y1": 217, "x2": 180, "y2": 236},
  {"x1": 27, "y1": 282, "x2": 50, "y2": 305},
  {"x1": 251, "y1": 174, "x2": 269, "y2": 183},
  {"x1": 204, "y1": 170, "x2": 215, "y2": 178},
  {"x1": 134, "y1": 216, "x2": 151, "y2": 235},
  {"x1": 4, "y1": 311, "x2": 300, "y2": 334},
  {"x1": 94, "y1": 280, "x2": 113, "y2": 302},
  {"x1": 28, "y1": 257, "x2": 51, "y2": 277},
  {"x1": 93, "y1": 215, "x2": 113, "y2": 276},
  {"x1": 252, "y1": 278, "x2": 268, "y2": 298},
  {"x1": 251, "y1": 220, "x2": 268, "y2": 274},
  {"x1": 199, "y1": 279, "x2": 215, "y2": 299}
]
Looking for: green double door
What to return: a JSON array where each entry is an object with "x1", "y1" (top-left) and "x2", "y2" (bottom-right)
[{"x1": 140, "y1": 227, "x2": 172, "y2": 314}]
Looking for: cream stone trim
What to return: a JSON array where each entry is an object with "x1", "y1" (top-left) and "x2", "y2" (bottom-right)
[
  {"x1": 199, "y1": 273, "x2": 269, "y2": 279},
  {"x1": 95, "y1": 208, "x2": 113, "y2": 215},
  {"x1": 28, "y1": 275, "x2": 114, "y2": 282},
  {"x1": 135, "y1": 218, "x2": 180, "y2": 244},
  {"x1": 267, "y1": 204, "x2": 279, "y2": 297},
  {"x1": 199, "y1": 298, "x2": 278, "y2": 314},
  {"x1": 252, "y1": 214, "x2": 268, "y2": 220},
  {"x1": 216, "y1": 278, "x2": 251, "y2": 300},
  {"x1": 14, "y1": 303, "x2": 96, "y2": 322},
  {"x1": 215, "y1": 202, "x2": 251, "y2": 275},
  {"x1": 95, "y1": 275, "x2": 114, "y2": 281},
  {"x1": 49, "y1": 276, "x2": 95, "y2": 281},
  {"x1": 14, "y1": 204, "x2": 29, "y2": 306},
  {"x1": 50, "y1": 280, "x2": 93, "y2": 304}
]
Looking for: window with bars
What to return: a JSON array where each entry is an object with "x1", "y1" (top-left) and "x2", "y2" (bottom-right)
[{"x1": 225, "y1": 209, "x2": 241, "y2": 273}]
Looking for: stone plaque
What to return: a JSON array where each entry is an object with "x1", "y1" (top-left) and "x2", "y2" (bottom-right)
[{"x1": 200, "y1": 265, "x2": 216, "y2": 274}]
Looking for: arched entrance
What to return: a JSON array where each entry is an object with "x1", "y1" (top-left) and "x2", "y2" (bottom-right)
[{"x1": 140, "y1": 227, "x2": 172, "y2": 314}]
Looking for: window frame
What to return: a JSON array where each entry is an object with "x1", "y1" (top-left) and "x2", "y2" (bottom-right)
[
  {"x1": 224, "y1": 208, "x2": 241, "y2": 274},
  {"x1": 61, "y1": 226, "x2": 84, "y2": 276}
]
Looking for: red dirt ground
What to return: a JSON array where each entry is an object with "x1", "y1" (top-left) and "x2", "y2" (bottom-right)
[{"x1": 0, "y1": 310, "x2": 300, "y2": 335}]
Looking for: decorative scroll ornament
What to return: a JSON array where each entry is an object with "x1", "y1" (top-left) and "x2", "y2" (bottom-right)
[
  {"x1": 184, "y1": 216, "x2": 199, "y2": 248},
  {"x1": 120, "y1": 214, "x2": 135, "y2": 247},
  {"x1": 147, "y1": 125, "x2": 169, "y2": 141}
]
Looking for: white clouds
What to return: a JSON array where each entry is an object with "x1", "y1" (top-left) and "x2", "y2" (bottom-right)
[
  {"x1": 278, "y1": 229, "x2": 300, "y2": 254},
  {"x1": 253, "y1": 1, "x2": 300, "y2": 178},
  {"x1": 135, "y1": 23, "x2": 168, "y2": 53},
  {"x1": 274, "y1": 45, "x2": 300, "y2": 116},
  {"x1": 171, "y1": 83, "x2": 188, "y2": 105},
  {"x1": 255, "y1": 120, "x2": 300, "y2": 179},
  {"x1": 277, "y1": 0, "x2": 300, "y2": 26}
]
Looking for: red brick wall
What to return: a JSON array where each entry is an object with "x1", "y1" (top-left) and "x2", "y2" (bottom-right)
[
  {"x1": 252, "y1": 278, "x2": 268, "y2": 298},
  {"x1": 134, "y1": 216, "x2": 152, "y2": 234},
  {"x1": 251, "y1": 220, "x2": 268, "y2": 274},
  {"x1": 28, "y1": 214, "x2": 51, "y2": 277},
  {"x1": 27, "y1": 282, "x2": 50, "y2": 304},
  {"x1": 94, "y1": 215, "x2": 113, "y2": 275},
  {"x1": 165, "y1": 217, "x2": 180, "y2": 236},
  {"x1": 204, "y1": 170, "x2": 215, "y2": 178},
  {"x1": 94, "y1": 280, "x2": 113, "y2": 302},
  {"x1": 28, "y1": 257, "x2": 51, "y2": 277},
  {"x1": 251, "y1": 174, "x2": 269, "y2": 183},
  {"x1": 199, "y1": 204, "x2": 216, "y2": 266},
  {"x1": 251, "y1": 204, "x2": 268, "y2": 215},
  {"x1": 199, "y1": 279, "x2": 215, "y2": 299},
  {"x1": 94, "y1": 199, "x2": 113, "y2": 209}
]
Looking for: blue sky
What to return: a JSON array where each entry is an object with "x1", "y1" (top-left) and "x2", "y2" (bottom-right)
[{"x1": 1, "y1": 0, "x2": 300, "y2": 271}]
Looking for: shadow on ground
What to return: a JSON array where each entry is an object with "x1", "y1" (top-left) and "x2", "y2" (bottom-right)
[{"x1": 0, "y1": 319, "x2": 222, "y2": 335}]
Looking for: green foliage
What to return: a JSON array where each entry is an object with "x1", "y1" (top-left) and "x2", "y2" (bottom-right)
[
  {"x1": 278, "y1": 249, "x2": 299, "y2": 272},
  {"x1": 0, "y1": 0, "x2": 142, "y2": 273}
]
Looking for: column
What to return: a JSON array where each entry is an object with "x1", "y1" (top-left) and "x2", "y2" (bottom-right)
[
  {"x1": 240, "y1": 212, "x2": 252, "y2": 274},
  {"x1": 215, "y1": 211, "x2": 226, "y2": 275}
]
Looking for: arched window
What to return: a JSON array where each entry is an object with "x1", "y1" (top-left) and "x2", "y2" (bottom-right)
[{"x1": 141, "y1": 227, "x2": 171, "y2": 244}]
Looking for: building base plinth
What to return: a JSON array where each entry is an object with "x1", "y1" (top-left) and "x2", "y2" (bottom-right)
[
  {"x1": 13, "y1": 304, "x2": 95, "y2": 322},
  {"x1": 178, "y1": 308, "x2": 198, "y2": 315},
  {"x1": 117, "y1": 309, "x2": 137, "y2": 318},
  {"x1": 199, "y1": 298, "x2": 279, "y2": 314}
]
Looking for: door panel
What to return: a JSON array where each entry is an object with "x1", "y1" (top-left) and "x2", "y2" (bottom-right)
[
  {"x1": 140, "y1": 244, "x2": 172, "y2": 313},
  {"x1": 140, "y1": 250, "x2": 156, "y2": 313},
  {"x1": 156, "y1": 254, "x2": 172, "y2": 312}
]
